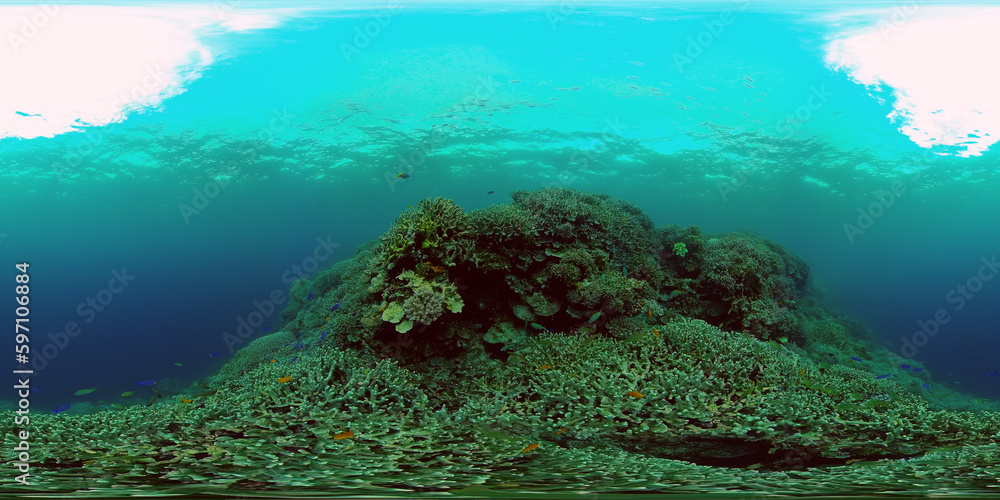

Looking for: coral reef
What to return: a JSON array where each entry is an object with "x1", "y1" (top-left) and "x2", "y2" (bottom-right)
[{"x1": 4, "y1": 188, "x2": 998, "y2": 496}]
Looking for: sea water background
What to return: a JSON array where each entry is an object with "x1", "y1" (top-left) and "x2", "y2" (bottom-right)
[{"x1": 1, "y1": 1, "x2": 998, "y2": 411}]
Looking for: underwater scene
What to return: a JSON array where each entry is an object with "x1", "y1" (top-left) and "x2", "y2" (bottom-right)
[{"x1": 2, "y1": 0, "x2": 1000, "y2": 498}]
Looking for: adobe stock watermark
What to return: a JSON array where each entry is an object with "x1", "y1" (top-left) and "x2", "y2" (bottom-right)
[
  {"x1": 31, "y1": 268, "x2": 136, "y2": 373},
  {"x1": 878, "y1": 0, "x2": 924, "y2": 39},
  {"x1": 545, "y1": 0, "x2": 582, "y2": 31},
  {"x1": 543, "y1": 116, "x2": 626, "y2": 190},
  {"x1": 900, "y1": 254, "x2": 1000, "y2": 358},
  {"x1": 385, "y1": 74, "x2": 499, "y2": 192},
  {"x1": 341, "y1": 0, "x2": 402, "y2": 63},
  {"x1": 6, "y1": 3, "x2": 61, "y2": 53},
  {"x1": 672, "y1": 0, "x2": 750, "y2": 73},
  {"x1": 178, "y1": 107, "x2": 293, "y2": 223},
  {"x1": 53, "y1": 62, "x2": 170, "y2": 183},
  {"x1": 222, "y1": 235, "x2": 341, "y2": 352}
]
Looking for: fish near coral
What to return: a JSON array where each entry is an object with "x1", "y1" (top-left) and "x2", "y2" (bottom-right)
[
  {"x1": 334, "y1": 430, "x2": 354, "y2": 440},
  {"x1": 626, "y1": 391, "x2": 644, "y2": 398},
  {"x1": 277, "y1": 377, "x2": 293, "y2": 383},
  {"x1": 521, "y1": 443, "x2": 539, "y2": 453}
]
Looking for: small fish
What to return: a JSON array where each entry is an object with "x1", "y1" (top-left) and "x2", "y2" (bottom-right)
[
  {"x1": 509, "y1": 80, "x2": 520, "y2": 83},
  {"x1": 53, "y1": 404, "x2": 71, "y2": 414},
  {"x1": 395, "y1": 172, "x2": 410, "y2": 179},
  {"x1": 151, "y1": 386, "x2": 163, "y2": 398},
  {"x1": 569, "y1": 86, "x2": 581, "y2": 90},
  {"x1": 988, "y1": 371, "x2": 998, "y2": 376},
  {"x1": 32, "y1": 388, "x2": 41, "y2": 394},
  {"x1": 334, "y1": 430, "x2": 354, "y2": 440},
  {"x1": 706, "y1": 87, "x2": 717, "y2": 91},
  {"x1": 744, "y1": 82, "x2": 753, "y2": 88},
  {"x1": 626, "y1": 391, "x2": 644, "y2": 398},
  {"x1": 760, "y1": 91, "x2": 766, "y2": 98},
  {"x1": 687, "y1": 96, "x2": 696, "y2": 101},
  {"x1": 743, "y1": 100, "x2": 750, "y2": 106},
  {"x1": 875, "y1": 374, "x2": 891, "y2": 379},
  {"x1": 628, "y1": 61, "x2": 645, "y2": 66},
  {"x1": 137, "y1": 380, "x2": 156, "y2": 387},
  {"x1": 209, "y1": 353, "x2": 218, "y2": 357},
  {"x1": 744, "y1": 75, "x2": 754, "y2": 82},
  {"x1": 330, "y1": 303, "x2": 340, "y2": 311},
  {"x1": 306, "y1": 293, "x2": 313, "y2": 301},
  {"x1": 911, "y1": 368, "x2": 924, "y2": 372},
  {"x1": 652, "y1": 329, "x2": 660, "y2": 338},
  {"x1": 293, "y1": 340, "x2": 305, "y2": 350},
  {"x1": 627, "y1": 75, "x2": 639, "y2": 80},
  {"x1": 320, "y1": 331, "x2": 327, "y2": 340},
  {"x1": 74, "y1": 387, "x2": 98, "y2": 396},
  {"x1": 291, "y1": 357, "x2": 298, "y2": 362},
  {"x1": 487, "y1": 190, "x2": 495, "y2": 195},
  {"x1": 521, "y1": 443, "x2": 539, "y2": 453},
  {"x1": 277, "y1": 377, "x2": 293, "y2": 383},
  {"x1": 799, "y1": 368, "x2": 805, "y2": 376},
  {"x1": 922, "y1": 383, "x2": 931, "y2": 389},
  {"x1": 723, "y1": 106, "x2": 730, "y2": 112},
  {"x1": 901, "y1": 364, "x2": 911, "y2": 370},
  {"x1": 146, "y1": 396, "x2": 154, "y2": 407},
  {"x1": 629, "y1": 85, "x2": 639, "y2": 89},
  {"x1": 588, "y1": 311, "x2": 602, "y2": 324},
  {"x1": 742, "y1": 111, "x2": 748, "y2": 117},
  {"x1": 270, "y1": 359, "x2": 277, "y2": 363},
  {"x1": 174, "y1": 362, "x2": 183, "y2": 367},
  {"x1": 196, "y1": 389, "x2": 218, "y2": 398},
  {"x1": 530, "y1": 322, "x2": 546, "y2": 331},
  {"x1": 556, "y1": 87, "x2": 567, "y2": 91},
  {"x1": 181, "y1": 398, "x2": 192, "y2": 404},
  {"x1": 554, "y1": 427, "x2": 568, "y2": 436},
  {"x1": 538, "y1": 364, "x2": 553, "y2": 371},
  {"x1": 262, "y1": 327, "x2": 271, "y2": 332},
  {"x1": 850, "y1": 357, "x2": 863, "y2": 362},
  {"x1": 110, "y1": 403, "x2": 124, "y2": 410},
  {"x1": 121, "y1": 391, "x2": 134, "y2": 397},
  {"x1": 677, "y1": 106, "x2": 686, "y2": 110}
]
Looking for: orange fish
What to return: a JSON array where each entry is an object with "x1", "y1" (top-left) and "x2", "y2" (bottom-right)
[
  {"x1": 277, "y1": 377, "x2": 293, "y2": 383},
  {"x1": 554, "y1": 427, "x2": 568, "y2": 436},
  {"x1": 270, "y1": 359, "x2": 277, "y2": 363},
  {"x1": 334, "y1": 430, "x2": 354, "y2": 440},
  {"x1": 648, "y1": 310, "x2": 653, "y2": 319},
  {"x1": 181, "y1": 398, "x2": 192, "y2": 404},
  {"x1": 653, "y1": 329, "x2": 660, "y2": 338},
  {"x1": 627, "y1": 391, "x2": 644, "y2": 398},
  {"x1": 799, "y1": 368, "x2": 805, "y2": 376},
  {"x1": 521, "y1": 443, "x2": 539, "y2": 453},
  {"x1": 538, "y1": 364, "x2": 553, "y2": 371}
]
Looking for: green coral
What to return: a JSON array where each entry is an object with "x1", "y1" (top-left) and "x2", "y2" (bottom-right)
[{"x1": 673, "y1": 241, "x2": 688, "y2": 257}]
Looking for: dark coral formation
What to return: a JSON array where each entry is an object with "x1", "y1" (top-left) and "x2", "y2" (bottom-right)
[{"x1": 6, "y1": 188, "x2": 1000, "y2": 494}]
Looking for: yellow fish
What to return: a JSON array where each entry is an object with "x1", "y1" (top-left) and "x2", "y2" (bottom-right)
[
  {"x1": 652, "y1": 329, "x2": 660, "y2": 338},
  {"x1": 277, "y1": 377, "x2": 293, "y2": 383},
  {"x1": 334, "y1": 430, "x2": 354, "y2": 440},
  {"x1": 648, "y1": 310, "x2": 653, "y2": 319},
  {"x1": 181, "y1": 398, "x2": 192, "y2": 404},
  {"x1": 627, "y1": 391, "x2": 644, "y2": 399},
  {"x1": 270, "y1": 359, "x2": 277, "y2": 363},
  {"x1": 521, "y1": 443, "x2": 539, "y2": 453},
  {"x1": 74, "y1": 387, "x2": 98, "y2": 396},
  {"x1": 120, "y1": 391, "x2": 134, "y2": 397},
  {"x1": 554, "y1": 427, "x2": 568, "y2": 436},
  {"x1": 538, "y1": 364, "x2": 553, "y2": 371}
]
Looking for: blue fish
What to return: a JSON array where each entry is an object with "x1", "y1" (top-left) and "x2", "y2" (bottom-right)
[
  {"x1": 291, "y1": 357, "x2": 298, "y2": 362},
  {"x1": 262, "y1": 327, "x2": 271, "y2": 332},
  {"x1": 331, "y1": 303, "x2": 340, "y2": 311},
  {"x1": 850, "y1": 356, "x2": 863, "y2": 362},
  {"x1": 875, "y1": 374, "x2": 891, "y2": 379},
  {"x1": 53, "y1": 404, "x2": 71, "y2": 414},
  {"x1": 901, "y1": 364, "x2": 911, "y2": 370},
  {"x1": 922, "y1": 383, "x2": 931, "y2": 389},
  {"x1": 137, "y1": 380, "x2": 156, "y2": 387},
  {"x1": 988, "y1": 371, "x2": 998, "y2": 376},
  {"x1": 911, "y1": 368, "x2": 924, "y2": 372},
  {"x1": 320, "y1": 331, "x2": 327, "y2": 340},
  {"x1": 351, "y1": 312, "x2": 356, "y2": 316},
  {"x1": 307, "y1": 293, "x2": 313, "y2": 301},
  {"x1": 32, "y1": 388, "x2": 41, "y2": 394},
  {"x1": 209, "y1": 352, "x2": 218, "y2": 357},
  {"x1": 293, "y1": 340, "x2": 305, "y2": 350}
]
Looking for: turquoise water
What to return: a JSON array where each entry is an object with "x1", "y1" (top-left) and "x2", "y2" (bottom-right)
[{"x1": 2, "y1": 1, "x2": 1000, "y2": 497}]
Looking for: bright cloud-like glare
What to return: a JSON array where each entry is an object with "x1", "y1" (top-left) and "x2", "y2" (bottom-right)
[
  {"x1": 0, "y1": 4, "x2": 299, "y2": 140},
  {"x1": 825, "y1": 7, "x2": 1000, "y2": 157}
]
